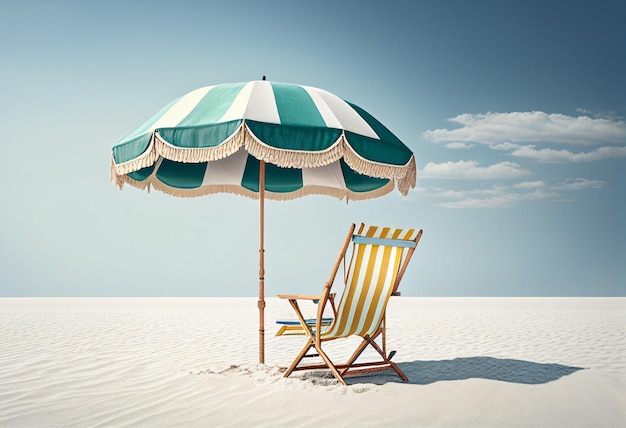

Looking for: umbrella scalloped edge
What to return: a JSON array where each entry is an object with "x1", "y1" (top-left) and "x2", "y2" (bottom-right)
[
  {"x1": 155, "y1": 124, "x2": 246, "y2": 165},
  {"x1": 243, "y1": 124, "x2": 345, "y2": 170},
  {"x1": 118, "y1": 171, "x2": 397, "y2": 202},
  {"x1": 110, "y1": 122, "x2": 416, "y2": 196}
]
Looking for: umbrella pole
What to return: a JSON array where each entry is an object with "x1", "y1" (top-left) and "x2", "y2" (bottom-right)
[{"x1": 258, "y1": 160, "x2": 266, "y2": 364}]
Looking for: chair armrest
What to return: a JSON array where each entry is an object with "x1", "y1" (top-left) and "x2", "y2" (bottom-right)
[{"x1": 276, "y1": 294, "x2": 321, "y2": 300}]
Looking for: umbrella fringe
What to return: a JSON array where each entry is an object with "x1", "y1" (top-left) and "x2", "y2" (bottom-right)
[
  {"x1": 118, "y1": 173, "x2": 397, "y2": 202},
  {"x1": 343, "y1": 147, "x2": 417, "y2": 196},
  {"x1": 265, "y1": 186, "x2": 346, "y2": 201},
  {"x1": 110, "y1": 126, "x2": 417, "y2": 197},
  {"x1": 111, "y1": 136, "x2": 159, "y2": 183},
  {"x1": 117, "y1": 174, "x2": 150, "y2": 192},
  {"x1": 153, "y1": 125, "x2": 245, "y2": 164},
  {"x1": 110, "y1": 126, "x2": 245, "y2": 188},
  {"x1": 149, "y1": 180, "x2": 259, "y2": 199},
  {"x1": 243, "y1": 125, "x2": 417, "y2": 196},
  {"x1": 345, "y1": 180, "x2": 395, "y2": 202},
  {"x1": 397, "y1": 157, "x2": 417, "y2": 196},
  {"x1": 113, "y1": 153, "x2": 414, "y2": 198},
  {"x1": 119, "y1": 174, "x2": 230, "y2": 198},
  {"x1": 243, "y1": 124, "x2": 345, "y2": 169},
  {"x1": 110, "y1": 126, "x2": 416, "y2": 197},
  {"x1": 110, "y1": 154, "x2": 126, "y2": 190}
]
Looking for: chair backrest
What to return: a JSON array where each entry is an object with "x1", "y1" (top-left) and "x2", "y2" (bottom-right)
[{"x1": 320, "y1": 224, "x2": 421, "y2": 340}]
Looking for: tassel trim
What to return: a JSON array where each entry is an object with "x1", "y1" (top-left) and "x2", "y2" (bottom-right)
[
  {"x1": 153, "y1": 125, "x2": 245, "y2": 164},
  {"x1": 343, "y1": 145, "x2": 416, "y2": 195},
  {"x1": 243, "y1": 125, "x2": 345, "y2": 169},
  {"x1": 117, "y1": 172, "x2": 395, "y2": 202},
  {"x1": 346, "y1": 181, "x2": 395, "y2": 202},
  {"x1": 111, "y1": 136, "x2": 158, "y2": 188},
  {"x1": 110, "y1": 121, "x2": 417, "y2": 196}
]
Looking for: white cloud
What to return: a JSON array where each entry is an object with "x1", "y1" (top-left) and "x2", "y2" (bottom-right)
[
  {"x1": 491, "y1": 142, "x2": 520, "y2": 151},
  {"x1": 437, "y1": 187, "x2": 557, "y2": 208},
  {"x1": 423, "y1": 177, "x2": 602, "y2": 209},
  {"x1": 421, "y1": 160, "x2": 529, "y2": 180},
  {"x1": 511, "y1": 145, "x2": 626, "y2": 163},
  {"x1": 553, "y1": 178, "x2": 605, "y2": 190},
  {"x1": 515, "y1": 180, "x2": 545, "y2": 189},
  {"x1": 440, "y1": 197, "x2": 515, "y2": 209},
  {"x1": 418, "y1": 110, "x2": 618, "y2": 207},
  {"x1": 445, "y1": 142, "x2": 474, "y2": 149},
  {"x1": 423, "y1": 111, "x2": 626, "y2": 146}
]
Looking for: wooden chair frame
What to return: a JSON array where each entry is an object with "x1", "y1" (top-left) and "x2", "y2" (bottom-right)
[{"x1": 278, "y1": 223, "x2": 423, "y2": 385}]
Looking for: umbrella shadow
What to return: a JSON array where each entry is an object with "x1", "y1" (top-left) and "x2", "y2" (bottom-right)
[{"x1": 347, "y1": 356, "x2": 584, "y2": 386}]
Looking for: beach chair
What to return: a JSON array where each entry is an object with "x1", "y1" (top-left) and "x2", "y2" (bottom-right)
[{"x1": 277, "y1": 223, "x2": 422, "y2": 385}]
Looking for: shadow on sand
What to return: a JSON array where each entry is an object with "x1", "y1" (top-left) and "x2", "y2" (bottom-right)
[{"x1": 347, "y1": 356, "x2": 584, "y2": 386}]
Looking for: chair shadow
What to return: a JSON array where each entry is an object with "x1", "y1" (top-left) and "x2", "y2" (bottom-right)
[{"x1": 347, "y1": 356, "x2": 584, "y2": 386}]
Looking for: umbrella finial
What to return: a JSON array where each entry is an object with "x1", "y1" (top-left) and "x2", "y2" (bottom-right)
[{"x1": 262, "y1": 75, "x2": 266, "y2": 81}]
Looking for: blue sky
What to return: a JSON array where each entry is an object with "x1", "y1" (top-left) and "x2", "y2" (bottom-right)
[{"x1": 1, "y1": 0, "x2": 624, "y2": 297}]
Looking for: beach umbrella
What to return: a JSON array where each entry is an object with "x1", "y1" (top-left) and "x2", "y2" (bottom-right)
[{"x1": 110, "y1": 79, "x2": 416, "y2": 364}]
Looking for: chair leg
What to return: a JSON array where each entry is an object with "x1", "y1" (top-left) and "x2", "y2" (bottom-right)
[
  {"x1": 315, "y1": 345, "x2": 346, "y2": 385},
  {"x1": 340, "y1": 334, "x2": 372, "y2": 376},
  {"x1": 366, "y1": 334, "x2": 408, "y2": 382},
  {"x1": 284, "y1": 338, "x2": 315, "y2": 378},
  {"x1": 283, "y1": 338, "x2": 348, "y2": 385},
  {"x1": 340, "y1": 331, "x2": 408, "y2": 382}
]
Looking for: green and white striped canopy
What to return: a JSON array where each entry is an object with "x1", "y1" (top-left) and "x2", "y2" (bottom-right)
[{"x1": 110, "y1": 80, "x2": 416, "y2": 200}]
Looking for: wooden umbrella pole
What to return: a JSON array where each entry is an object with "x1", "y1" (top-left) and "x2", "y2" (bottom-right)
[{"x1": 258, "y1": 160, "x2": 266, "y2": 364}]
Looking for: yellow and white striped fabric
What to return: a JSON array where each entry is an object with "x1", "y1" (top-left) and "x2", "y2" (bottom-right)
[{"x1": 321, "y1": 225, "x2": 418, "y2": 340}]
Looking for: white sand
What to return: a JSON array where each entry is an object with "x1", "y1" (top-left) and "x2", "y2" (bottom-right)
[{"x1": 1, "y1": 297, "x2": 624, "y2": 427}]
